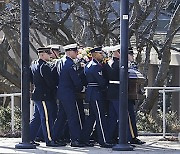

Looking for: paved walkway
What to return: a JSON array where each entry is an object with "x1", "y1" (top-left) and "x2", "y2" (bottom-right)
[{"x1": 0, "y1": 136, "x2": 180, "y2": 154}]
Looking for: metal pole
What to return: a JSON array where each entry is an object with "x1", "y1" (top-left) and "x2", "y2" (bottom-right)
[
  {"x1": 11, "y1": 95, "x2": 15, "y2": 133},
  {"x1": 113, "y1": 0, "x2": 133, "y2": 151},
  {"x1": 162, "y1": 90, "x2": 166, "y2": 138},
  {"x1": 15, "y1": 0, "x2": 35, "y2": 149}
]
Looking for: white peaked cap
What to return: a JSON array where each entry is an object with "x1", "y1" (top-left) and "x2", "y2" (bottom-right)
[
  {"x1": 110, "y1": 44, "x2": 120, "y2": 52},
  {"x1": 47, "y1": 44, "x2": 65, "y2": 53},
  {"x1": 102, "y1": 46, "x2": 111, "y2": 52},
  {"x1": 64, "y1": 43, "x2": 78, "y2": 51}
]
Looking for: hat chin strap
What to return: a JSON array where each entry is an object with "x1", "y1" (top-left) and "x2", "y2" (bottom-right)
[{"x1": 52, "y1": 50, "x2": 59, "y2": 59}]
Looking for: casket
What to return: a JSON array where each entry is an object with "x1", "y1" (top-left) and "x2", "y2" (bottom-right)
[
  {"x1": 128, "y1": 69, "x2": 146, "y2": 100},
  {"x1": 128, "y1": 78, "x2": 145, "y2": 100}
]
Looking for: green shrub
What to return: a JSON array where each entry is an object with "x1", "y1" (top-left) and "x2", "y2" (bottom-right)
[
  {"x1": 166, "y1": 111, "x2": 180, "y2": 133},
  {"x1": 137, "y1": 111, "x2": 161, "y2": 133},
  {"x1": 0, "y1": 106, "x2": 21, "y2": 136},
  {"x1": 137, "y1": 110, "x2": 180, "y2": 133},
  {"x1": 0, "y1": 106, "x2": 11, "y2": 131}
]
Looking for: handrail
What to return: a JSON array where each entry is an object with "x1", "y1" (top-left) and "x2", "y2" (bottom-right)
[
  {"x1": 1, "y1": 89, "x2": 179, "y2": 136},
  {"x1": 144, "y1": 87, "x2": 180, "y2": 138},
  {"x1": 0, "y1": 93, "x2": 21, "y2": 97},
  {"x1": 144, "y1": 87, "x2": 180, "y2": 90},
  {"x1": 0, "y1": 93, "x2": 34, "y2": 133},
  {"x1": 0, "y1": 93, "x2": 21, "y2": 133}
]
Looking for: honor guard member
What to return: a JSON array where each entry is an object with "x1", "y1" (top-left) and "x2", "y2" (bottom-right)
[
  {"x1": 81, "y1": 47, "x2": 113, "y2": 148},
  {"x1": 48, "y1": 44, "x2": 65, "y2": 121},
  {"x1": 47, "y1": 44, "x2": 65, "y2": 96},
  {"x1": 29, "y1": 47, "x2": 61, "y2": 147},
  {"x1": 127, "y1": 47, "x2": 145, "y2": 145},
  {"x1": 47, "y1": 44, "x2": 65, "y2": 78},
  {"x1": 103, "y1": 45, "x2": 120, "y2": 144},
  {"x1": 53, "y1": 43, "x2": 85, "y2": 147},
  {"x1": 34, "y1": 45, "x2": 64, "y2": 143},
  {"x1": 47, "y1": 44, "x2": 69, "y2": 144}
]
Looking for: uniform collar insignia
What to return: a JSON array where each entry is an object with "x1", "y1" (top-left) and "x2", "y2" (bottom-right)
[
  {"x1": 87, "y1": 60, "x2": 97, "y2": 68},
  {"x1": 98, "y1": 71, "x2": 102, "y2": 76}
]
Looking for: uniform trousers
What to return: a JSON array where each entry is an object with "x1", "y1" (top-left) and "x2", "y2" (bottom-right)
[
  {"x1": 30, "y1": 100, "x2": 54, "y2": 143},
  {"x1": 80, "y1": 99, "x2": 110, "y2": 145},
  {"x1": 108, "y1": 99, "x2": 138, "y2": 142},
  {"x1": 53, "y1": 99, "x2": 82, "y2": 142},
  {"x1": 35, "y1": 101, "x2": 57, "y2": 140},
  {"x1": 127, "y1": 100, "x2": 138, "y2": 141},
  {"x1": 58, "y1": 98, "x2": 85, "y2": 142},
  {"x1": 108, "y1": 100, "x2": 119, "y2": 142}
]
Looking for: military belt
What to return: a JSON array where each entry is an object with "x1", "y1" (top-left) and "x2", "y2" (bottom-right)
[
  {"x1": 88, "y1": 83, "x2": 99, "y2": 87},
  {"x1": 109, "y1": 81, "x2": 120, "y2": 84}
]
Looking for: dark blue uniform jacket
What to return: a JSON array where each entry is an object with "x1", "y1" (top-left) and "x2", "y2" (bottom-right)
[
  {"x1": 84, "y1": 59, "x2": 106, "y2": 102},
  {"x1": 57, "y1": 56, "x2": 83, "y2": 101},
  {"x1": 103, "y1": 57, "x2": 120, "y2": 100},
  {"x1": 30, "y1": 59, "x2": 57, "y2": 101}
]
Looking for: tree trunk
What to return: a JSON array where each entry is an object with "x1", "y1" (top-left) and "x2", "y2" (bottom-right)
[{"x1": 141, "y1": 5, "x2": 180, "y2": 114}]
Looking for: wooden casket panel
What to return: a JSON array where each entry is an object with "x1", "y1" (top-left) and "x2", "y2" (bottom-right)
[{"x1": 128, "y1": 78, "x2": 145, "y2": 100}]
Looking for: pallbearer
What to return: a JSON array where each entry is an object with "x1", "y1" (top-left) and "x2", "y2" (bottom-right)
[
  {"x1": 29, "y1": 47, "x2": 60, "y2": 147},
  {"x1": 103, "y1": 45, "x2": 121, "y2": 144},
  {"x1": 53, "y1": 43, "x2": 85, "y2": 147},
  {"x1": 81, "y1": 47, "x2": 113, "y2": 148},
  {"x1": 127, "y1": 47, "x2": 146, "y2": 145}
]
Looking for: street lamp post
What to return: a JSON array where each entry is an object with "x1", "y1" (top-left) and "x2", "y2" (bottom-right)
[
  {"x1": 112, "y1": 0, "x2": 133, "y2": 151},
  {"x1": 15, "y1": 0, "x2": 36, "y2": 149}
]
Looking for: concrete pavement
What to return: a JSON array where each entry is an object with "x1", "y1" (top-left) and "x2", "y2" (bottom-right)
[{"x1": 0, "y1": 136, "x2": 180, "y2": 154}]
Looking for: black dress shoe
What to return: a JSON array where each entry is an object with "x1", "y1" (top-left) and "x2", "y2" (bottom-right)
[
  {"x1": 89, "y1": 140, "x2": 96, "y2": 144},
  {"x1": 30, "y1": 140, "x2": 40, "y2": 146},
  {"x1": 46, "y1": 141, "x2": 59, "y2": 147},
  {"x1": 70, "y1": 141, "x2": 85, "y2": 147},
  {"x1": 55, "y1": 140, "x2": 67, "y2": 146},
  {"x1": 100, "y1": 143, "x2": 114, "y2": 148},
  {"x1": 129, "y1": 143, "x2": 136, "y2": 147},
  {"x1": 35, "y1": 137, "x2": 45, "y2": 142},
  {"x1": 63, "y1": 138, "x2": 71, "y2": 143},
  {"x1": 130, "y1": 138, "x2": 146, "y2": 145},
  {"x1": 84, "y1": 142, "x2": 94, "y2": 147}
]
